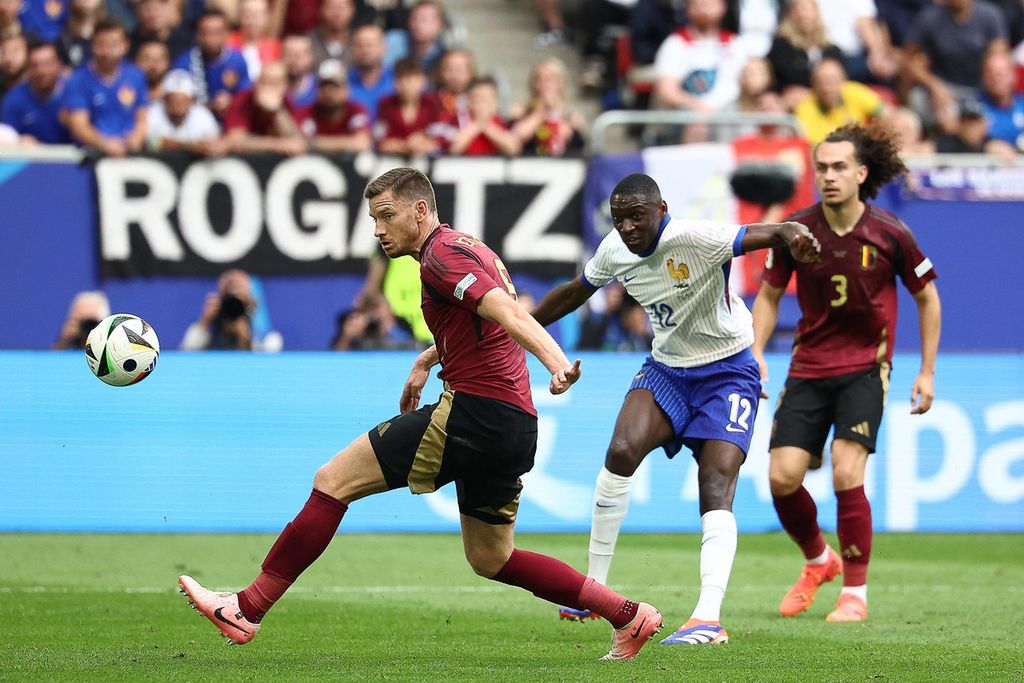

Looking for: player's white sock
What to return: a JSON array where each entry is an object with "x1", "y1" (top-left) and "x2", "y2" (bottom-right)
[
  {"x1": 840, "y1": 585, "x2": 868, "y2": 603},
  {"x1": 587, "y1": 467, "x2": 632, "y2": 585},
  {"x1": 689, "y1": 509, "x2": 738, "y2": 623},
  {"x1": 808, "y1": 546, "x2": 830, "y2": 565}
]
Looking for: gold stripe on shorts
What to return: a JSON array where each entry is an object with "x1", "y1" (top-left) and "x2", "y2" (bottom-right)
[
  {"x1": 408, "y1": 389, "x2": 454, "y2": 494},
  {"x1": 879, "y1": 361, "x2": 891, "y2": 408},
  {"x1": 476, "y1": 488, "x2": 522, "y2": 524}
]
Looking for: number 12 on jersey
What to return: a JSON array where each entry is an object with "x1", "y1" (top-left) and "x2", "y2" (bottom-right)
[{"x1": 649, "y1": 303, "x2": 676, "y2": 328}]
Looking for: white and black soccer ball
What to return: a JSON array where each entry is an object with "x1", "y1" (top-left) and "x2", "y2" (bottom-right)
[{"x1": 85, "y1": 314, "x2": 160, "y2": 387}]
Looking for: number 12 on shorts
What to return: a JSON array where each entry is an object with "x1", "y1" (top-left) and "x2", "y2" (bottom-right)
[{"x1": 726, "y1": 392, "x2": 751, "y2": 433}]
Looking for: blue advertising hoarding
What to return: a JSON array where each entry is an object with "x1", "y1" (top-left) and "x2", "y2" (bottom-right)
[{"x1": 1, "y1": 351, "x2": 1020, "y2": 533}]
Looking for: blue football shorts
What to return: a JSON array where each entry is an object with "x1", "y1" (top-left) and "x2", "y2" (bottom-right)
[{"x1": 628, "y1": 348, "x2": 763, "y2": 460}]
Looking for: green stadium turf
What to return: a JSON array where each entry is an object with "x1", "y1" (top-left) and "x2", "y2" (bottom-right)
[{"x1": 0, "y1": 533, "x2": 1021, "y2": 682}]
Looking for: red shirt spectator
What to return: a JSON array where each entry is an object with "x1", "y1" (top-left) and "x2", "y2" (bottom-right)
[
  {"x1": 303, "y1": 57, "x2": 371, "y2": 153},
  {"x1": 374, "y1": 57, "x2": 446, "y2": 155},
  {"x1": 449, "y1": 76, "x2": 520, "y2": 156}
]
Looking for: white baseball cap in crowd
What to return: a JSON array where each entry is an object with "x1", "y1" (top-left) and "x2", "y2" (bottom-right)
[
  {"x1": 318, "y1": 59, "x2": 347, "y2": 85},
  {"x1": 162, "y1": 69, "x2": 197, "y2": 97}
]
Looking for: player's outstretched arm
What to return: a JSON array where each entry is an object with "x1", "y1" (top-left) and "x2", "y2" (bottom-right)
[
  {"x1": 751, "y1": 282, "x2": 785, "y2": 392},
  {"x1": 910, "y1": 281, "x2": 941, "y2": 415},
  {"x1": 400, "y1": 345, "x2": 439, "y2": 414},
  {"x1": 532, "y1": 276, "x2": 598, "y2": 327},
  {"x1": 477, "y1": 289, "x2": 582, "y2": 395},
  {"x1": 741, "y1": 222, "x2": 820, "y2": 263}
]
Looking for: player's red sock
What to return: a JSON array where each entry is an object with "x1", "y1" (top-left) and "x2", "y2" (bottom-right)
[
  {"x1": 237, "y1": 489, "x2": 348, "y2": 622},
  {"x1": 836, "y1": 485, "x2": 872, "y2": 586},
  {"x1": 492, "y1": 550, "x2": 638, "y2": 628},
  {"x1": 773, "y1": 486, "x2": 827, "y2": 560}
]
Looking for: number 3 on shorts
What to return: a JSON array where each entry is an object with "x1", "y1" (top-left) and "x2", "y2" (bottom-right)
[{"x1": 726, "y1": 392, "x2": 751, "y2": 433}]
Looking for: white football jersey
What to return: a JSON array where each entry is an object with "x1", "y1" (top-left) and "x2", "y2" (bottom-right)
[{"x1": 583, "y1": 216, "x2": 753, "y2": 367}]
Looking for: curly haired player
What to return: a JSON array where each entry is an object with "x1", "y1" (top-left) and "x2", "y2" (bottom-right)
[{"x1": 752, "y1": 124, "x2": 942, "y2": 622}]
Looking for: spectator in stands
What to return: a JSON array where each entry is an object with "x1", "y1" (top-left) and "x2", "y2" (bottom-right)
[
  {"x1": 903, "y1": 0, "x2": 1007, "y2": 134},
  {"x1": 282, "y1": 33, "x2": 318, "y2": 108},
  {"x1": 224, "y1": 60, "x2": 307, "y2": 155},
  {"x1": 766, "y1": 0, "x2": 844, "y2": 110},
  {"x1": 718, "y1": 56, "x2": 773, "y2": 138},
  {"x1": 1, "y1": 39, "x2": 70, "y2": 143},
  {"x1": 18, "y1": 0, "x2": 67, "y2": 42},
  {"x1": 63, "y1": 19, "x2": 147, "y2": 156},
  {"x1": 346, "y1": 22, "x2": 393, "y2": 122},
  {"x1": 58, "y1": 0, "x2": 106, "y2": 69},
  {"x1": 889, "y1": 105, "x2": 936, "y2": 155},
  {"x1": 0, "y1": 0, "x2": 22, "y2": 41},
  {"x1": 435, "y1": 46, "x2": 472, "y2": 125},
  {"x1": 935, "y1": 98, "x2": 1017, "y2": 162},
  {"x1": 384, "y1": 0, "x2": 447, "y2": 75},
  {"x1": 174, "y1": 9, "x2": 251, "y2": 118},
  {"x1": 309, "y1": 0, "x2": 355, "y2": 66},
  {"x1": 979, "y1": 49, "x2": 1024, "y2": 152},
  {"x1": 54, "y1": 290, "x2": 110, "y2": 350},
  {"x1": 134, "y1": 38, "x2": 169, "y2": 100},
  {"x1": 331, "y1": 292, "x2": 417, "y2": 351},
  {"x1": 374, "y1": 56, "x2": 445, "y2": 156},
  {"x1": 0, "y1": 31, "x2": 27, "y2": 102},
  {"x1": 227, "y1": 0, "x2": 280, "y2": 80},
  {"x1": 181, "y1": 269, "x2": 283, "y2": 351},
  {"x1": 816, "y1": 0, "x2": 897, "y2": 85},
  {"x1": 130, "y1": 0, "x2": 192, "y2": 62},
  {"x1": 653, "y1": 0, "x2": 748, "y2": 143},
  {"x1": 303, "y1": 57, "x2": 371, "y2": 152},
  {"x1": 794, "y1": 56, "x2": 886, "y2": 145},
  {"x1": 511, "y1": 56, "x2": 585, "y2": 156},
  {"x1": 147, "y1": 68, "x2": 225, "y2": 153},
  {"x1": 988, "y1": 0, "x2": 1024, "y2": 54},
  {"x1": 449, "y1": 75, "x2": 520, "y2": 156}
]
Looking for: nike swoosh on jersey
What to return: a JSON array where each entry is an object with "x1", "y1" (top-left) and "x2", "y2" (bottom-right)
[{"x1": 725, "y1": 424, "x2": 747, "y2": 433}]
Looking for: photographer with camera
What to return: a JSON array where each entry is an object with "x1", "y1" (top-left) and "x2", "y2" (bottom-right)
[
  {"x1": 181, "y1": 269, "x2": 282, "y2": 351},
  {"x1": 54, "y1": 291, "x2": 112, "y2": 350}
]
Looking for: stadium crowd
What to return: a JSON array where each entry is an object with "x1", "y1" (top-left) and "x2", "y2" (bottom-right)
[
  {"x1": 1, "y1": 0, "x2": 1023, "y2": 155},
  {"x1": 24, "y1": 0, "x2": 1024, "y2": 350}
]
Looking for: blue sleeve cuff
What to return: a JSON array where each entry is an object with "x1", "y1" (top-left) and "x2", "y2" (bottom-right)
[
  {"x1": 732, "y1": 224, "x2": 748, "y2": 257},
  {"x1": 580, "y1": 272, "x2": 599, "y2": 289}
]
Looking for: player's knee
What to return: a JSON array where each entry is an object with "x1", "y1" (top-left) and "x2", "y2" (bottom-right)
[
  {"x1": 312, "y1": 463, "x2": 347, "y2": 500},
  {"x1": 464, "y1": 545, "x2": 509, "y2": 578},
  {"x1": 832, "y1": 461, "x2": 865, "y2": 490},
  {"x1": 768, "y1": 465, "x2": 803, "y2": 496},
  {"x1": 605, "y1": 439, "x2": 643, "y2": 476}
]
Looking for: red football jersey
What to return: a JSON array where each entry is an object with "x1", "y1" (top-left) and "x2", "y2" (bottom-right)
[
  {"x1": 763, "y1": 203, "x2": 937, "y2": 378},
  {"x1": 419, "y1": 225, "x2": 535, "y2": 416},
  {"x1": 223, "y1": 91, "x2": 304, "y2": 135},
  {"x1": 374, "y1": 93, "x2": 449, "y2": 146}
]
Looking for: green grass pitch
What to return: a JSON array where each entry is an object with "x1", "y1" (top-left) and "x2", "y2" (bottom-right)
[{"x1": 1, "y1": 532, "x2": 1021, "y2": 682}]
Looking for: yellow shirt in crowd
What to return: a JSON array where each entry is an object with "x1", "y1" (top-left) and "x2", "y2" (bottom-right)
[{"x1": 795, "y1": 82, "x2": 884, "y2": 144}]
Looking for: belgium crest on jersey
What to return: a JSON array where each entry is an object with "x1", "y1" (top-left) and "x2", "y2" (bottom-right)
[
  {"x1": 861, "y1": 245, "x2": 878, "y2": 270},
  {"x1": 667, "y1": 258, "x2": 690, "y2": 289}
]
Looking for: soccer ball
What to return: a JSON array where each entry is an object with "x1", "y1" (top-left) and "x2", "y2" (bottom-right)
[{"x1": 85, "y1": 314, "x2": 160, "y2": 386}]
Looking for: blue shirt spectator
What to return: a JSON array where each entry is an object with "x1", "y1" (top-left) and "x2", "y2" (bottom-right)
[
  {"x1": 1, "y1": 41, "x2": 70, "y2": 142},
  {"x1": 173, "y1": 8, "x2": 250, "y2": 118},
  {"x1": 18, "y1": 0, "x2": 67, "y2": 41},
  {"x1": 347, "y1": 64, "x2": 394, "y2": 122},
  {"x1": 980, "y1": 49, "x2": 1024, "y2": 151},
  {"x1": 62, "y1": 19, "x2": 148, "y2": 153}
]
